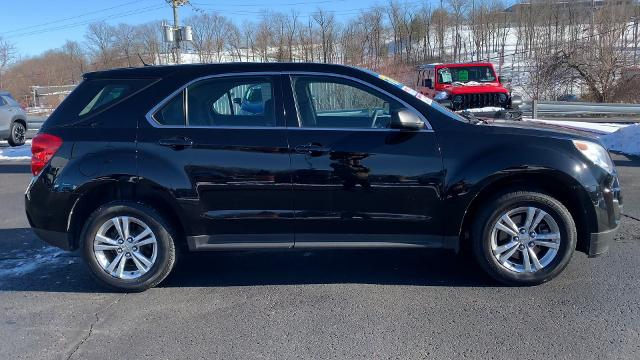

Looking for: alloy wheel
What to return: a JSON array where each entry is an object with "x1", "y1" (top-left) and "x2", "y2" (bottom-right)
[
  {"x1": 13, "y1": 123, "x2": 25, "y2": 144},
  {"x1": 93, "y1": 216, "x2": 158, "y2": 280},
  {"x1": 490, "y1": 206, "x2": 561, "y2": 273}
]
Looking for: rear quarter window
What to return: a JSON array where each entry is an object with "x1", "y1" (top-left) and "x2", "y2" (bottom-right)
[{"x1": 45, "y1": 78, "x2": 154, "y2": 128}]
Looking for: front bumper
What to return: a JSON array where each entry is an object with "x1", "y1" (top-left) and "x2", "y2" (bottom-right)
[
  {"x1": 588, "y1": 225, "x2": 619, "y2": 257},
  {"x1": 584, "y1": 174, "x2": 622, "y2": 257},
  {"x1": 31, "y1": 227, "x2": 73, "y2": 251}
]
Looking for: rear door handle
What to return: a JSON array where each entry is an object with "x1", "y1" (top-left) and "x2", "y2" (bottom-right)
[
  {"x1": 158, "y1": 136, "x2": 193, "y2": 149},
  {"x1": 294, "y1": 143, "x2": 331, "y2": 155}
]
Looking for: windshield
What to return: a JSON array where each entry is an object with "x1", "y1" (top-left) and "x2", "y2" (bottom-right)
[
  {"x1": 363, "y1": 69, "x2": 468, "y2": 122},
  {"x1": 438, "y1": 66, "x2": 496, "y2": 84}
]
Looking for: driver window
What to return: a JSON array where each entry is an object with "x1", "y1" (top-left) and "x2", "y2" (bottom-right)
[{"x1": 292, "y1": 76, "x2": 403, "y2": 129}]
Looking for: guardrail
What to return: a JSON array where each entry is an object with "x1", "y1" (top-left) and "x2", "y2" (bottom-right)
[{"x1": 520, "y1": 101, "x2": 640, "y2": 123}]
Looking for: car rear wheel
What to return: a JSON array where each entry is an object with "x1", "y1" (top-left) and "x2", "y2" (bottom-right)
[
  {"x1": 471, "y1": 191, "x2": 576, "y2": 286},
  {"x1": 80, "y1": 201, "x2": 177, "y2": 292},
  {"x1": 7, "y1": 121, "x2": 26, "y2": 147}
]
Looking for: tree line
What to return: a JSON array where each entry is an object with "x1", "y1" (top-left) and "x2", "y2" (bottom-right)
[{"x1": 1, "y1": 0, "x2": 639, "y2": 106}]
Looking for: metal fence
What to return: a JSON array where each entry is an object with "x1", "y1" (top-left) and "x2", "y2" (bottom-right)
[{"x1": 521, "y1": 101, "x2": 640, "y2": 123}]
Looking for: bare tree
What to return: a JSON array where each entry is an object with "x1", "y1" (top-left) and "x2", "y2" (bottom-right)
[
  {"x1": 85, "y1": 22, "x2": 116, "y2": 68},
  {"x1": 312, "y1": 9, "x2": 337, "y2": 63},
  {"x1": 0, "y1": 37, "x2": 17, "y2": 89}
]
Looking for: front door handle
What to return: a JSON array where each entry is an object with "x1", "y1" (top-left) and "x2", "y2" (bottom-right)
[
  {"x1": 158, "y1": 136, "x2": 193, "y2": 149},
  {"x1": 294, "y1": 143, "x2": 331, "y2": 156}
]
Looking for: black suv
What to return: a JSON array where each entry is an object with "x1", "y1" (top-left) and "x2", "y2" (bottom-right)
[{"x1": 25, "y1": 63, "x2": 622, "y2": 291}]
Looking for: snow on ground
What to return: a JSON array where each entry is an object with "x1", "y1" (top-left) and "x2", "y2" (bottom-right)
[
  {"x1": 527, "y1": 119, "x2": 628, "y2": 135},
  {"x1": 461, "y1": 107, "x2": 505, "y2": 113},
  {"x1": 0, "y1": 246, "x2": 69, "y2": 284},
  {"x1": 526, "y1": 119, "x2": 640, "y2": 156},
  {"x1": 0, "y1": 140, "x2": 31, "y2": 161},
  {"x1": 600, "y1": 124, "x2": 640, "y2": 156}
]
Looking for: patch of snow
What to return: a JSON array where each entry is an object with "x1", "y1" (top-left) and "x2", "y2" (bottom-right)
[
  {"x1": 0, "y1": 246, "x2": 67, "y2": 280},
  {"x1": 600, "y1": 124, "x2": 640, "y2": 156},
  {"x1": 526, "y1": 119, "x2": 640, "y2": 156},
  {"x1": 526, "y1": 119, "x2": 629, "y2": 135},
  {"x1": 460, "y1": 107, "x2": 505, "y2": 113},
  {"x1": 0, "y1": 141, "x2": 32, "y2": 161}
]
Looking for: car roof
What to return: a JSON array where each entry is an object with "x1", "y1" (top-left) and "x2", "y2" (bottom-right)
[
  {"x1": 418, "y1": 62, "x2": 495, "y2": 70},
  {"x1": 0, "y1": 91, "x2": 10, "y2": 96},
  {"x1": 84, "y1": 62, "x2": 365, "y2": 80}
]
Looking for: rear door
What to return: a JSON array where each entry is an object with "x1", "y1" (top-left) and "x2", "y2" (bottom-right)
[
  {"x1": 284, "y1": 73, "x2": 445, "y2": 248},
  {"x1": 138, "y1": 73, "x2": 294, "y2": 250}
]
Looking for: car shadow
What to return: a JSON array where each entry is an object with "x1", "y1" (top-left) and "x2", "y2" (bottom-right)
[
  {"x1": 160, "y1": 249, "x2": 492, "y2": 289},
  {"x1": 0, "y1": 227, "x2": 493, "y2": 292}
]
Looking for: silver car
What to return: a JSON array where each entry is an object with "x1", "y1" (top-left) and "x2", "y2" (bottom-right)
[{"x1": 0, "y1": 91, "x2": 27, "y2": 146}]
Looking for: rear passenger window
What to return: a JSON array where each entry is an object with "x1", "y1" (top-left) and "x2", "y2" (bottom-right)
[
  {"x1": 154, "y1": 91, "x2": 185, "y2": 126},
  {"x1": 152, "y1": 77, "x2": 276, "y2": 127}
]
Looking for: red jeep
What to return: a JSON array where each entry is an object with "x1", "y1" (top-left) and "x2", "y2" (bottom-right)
[{"x1": 416, "y1": 62, "x2": 522, "y2": 119}]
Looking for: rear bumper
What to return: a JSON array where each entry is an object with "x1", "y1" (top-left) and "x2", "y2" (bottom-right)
[{"x1": 31, "y1": 227, "x2": 73, "y2": 251}]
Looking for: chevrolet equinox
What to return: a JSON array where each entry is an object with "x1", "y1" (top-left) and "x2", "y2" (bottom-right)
[{"x1": 25, "y1": 63, "x2": 622, "y2": 291}]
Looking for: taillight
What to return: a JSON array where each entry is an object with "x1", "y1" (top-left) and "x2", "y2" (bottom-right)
[{"x1": 31, "y1": 133, "x2": 63, "y2": 176}]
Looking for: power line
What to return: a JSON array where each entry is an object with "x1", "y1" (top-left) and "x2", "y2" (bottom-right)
[
  {"x1": 9, "y1": 5, "x2": 167, "y2": 39},
  {"x1": 1, "y1": 0, "x2": 154, "y2": 35}
]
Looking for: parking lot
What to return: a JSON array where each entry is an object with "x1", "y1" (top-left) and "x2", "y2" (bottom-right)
[{"x1": 0, "y1": 144, "x2": 639, "y2": 359}]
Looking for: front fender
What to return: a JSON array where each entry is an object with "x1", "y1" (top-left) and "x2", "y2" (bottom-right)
[{"x1": 440, "y1": 139, "x2": 597, "y2": 238}]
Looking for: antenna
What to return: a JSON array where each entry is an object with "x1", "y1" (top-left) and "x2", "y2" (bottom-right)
[{"x1": 138, "y1": 53, "x2": 150, "y2": 67}]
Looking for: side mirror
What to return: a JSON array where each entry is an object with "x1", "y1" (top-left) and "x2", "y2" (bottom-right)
[
  {"x1": 390, "y1": 109, "x2": 425, "y2": 130},
  {"x1": 423, "y1": 79, "x2": 433, "y2": 89},
  {"x1": 233, "y1": 97, "x2": 242, "y2": 105}
]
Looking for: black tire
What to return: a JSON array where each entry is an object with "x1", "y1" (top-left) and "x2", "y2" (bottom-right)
[
  {"x1": 471, "y1": 191, "x2": 576, "y2": 286},
  {"x1": 80, "y1": 201, "x2": 177, "y2": 292},
  {"x1": 7, "y1": 121, "x2": 26, "y2": 147}
]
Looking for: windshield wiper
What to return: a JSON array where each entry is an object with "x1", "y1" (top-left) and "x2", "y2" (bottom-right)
[{"x1": 459, "y1": 110, "x2": 491, "y2": 125}]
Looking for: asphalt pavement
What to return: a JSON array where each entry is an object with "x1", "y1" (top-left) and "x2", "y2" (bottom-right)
[{"x1": 0, "y1": 151, "x2": 639, "y2": 359}]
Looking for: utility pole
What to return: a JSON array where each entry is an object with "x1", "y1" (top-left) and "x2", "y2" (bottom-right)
[
  {"x1": 162, "y1": 0, "x2": 192, "y2": 65},
  {"x1": 164, "y1": 0, "x2": 190, "y2": 64},
  {"x1": 171, "y1": 0, "x2": 181, "y2": 64}
]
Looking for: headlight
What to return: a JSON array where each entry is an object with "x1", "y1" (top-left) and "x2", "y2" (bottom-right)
[
  {"x1": 434, "y1": 91, "x2": 449, "y2": 101},
  {"x1": 452, "y1": 95, "x2": 463, "y2": 104},
  {"x1": 511, "y1": 95, "x2": 523, "y2": 106},
  {"x1": 573, "y1": 140, "x2": 614, "y2": 174},
  {"x1": 498, "y1": 93, "x2": 508, "y2": 104}
]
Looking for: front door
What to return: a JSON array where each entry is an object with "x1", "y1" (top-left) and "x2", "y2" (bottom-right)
[
  {"x1": 284, "y1": 74, "x2": 445, "y2": 248},
  {"x1": 138, "y1": 74, "x2": 294, "y2": 250}
]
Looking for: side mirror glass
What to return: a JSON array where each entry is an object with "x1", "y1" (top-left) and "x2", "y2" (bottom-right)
[
  {"x1": 391, "y1": 109, "x2": 425, "y2": 130},
  {"x1": 233, "y1": 97, "x2": 242, "y2": 105}
]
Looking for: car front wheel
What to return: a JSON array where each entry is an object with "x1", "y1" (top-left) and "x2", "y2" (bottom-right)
[
  {"x1": 80, "y1": 201, "x2": 177, "y2": 292},
  {"x1": 472, "y1": 191, "x2": 576, "y2": 286}
]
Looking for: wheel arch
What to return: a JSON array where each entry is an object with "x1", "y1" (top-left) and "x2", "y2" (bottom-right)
[
  {"x1": 12, "y1": 116, "x2": 27, "y2": 128},
  {"x1": 67, "y1": 179, "x2": 188, "y2": 251},
  {"x1": 459, "y1": 170, "x2": 597, "y2": 255}
]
